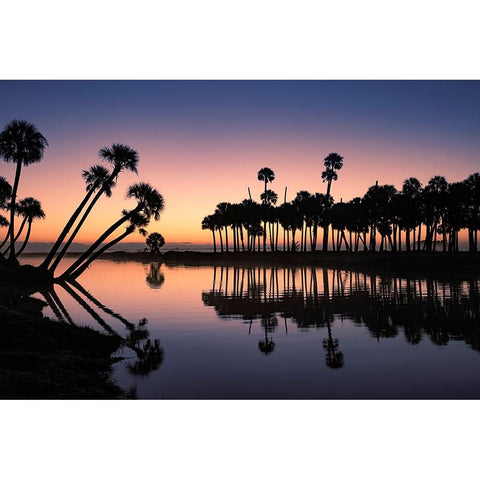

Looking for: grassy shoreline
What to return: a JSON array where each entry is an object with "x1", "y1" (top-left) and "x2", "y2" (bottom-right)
[
  {"x1": 0, "y1": 284, "x2": 132, "y2": 399},
  {"x1": 21, "y1": 250, "x2": 480, "y2": 279},
  {"x1": 119, "y1": 250, "x2": 480, "y2": 280}
]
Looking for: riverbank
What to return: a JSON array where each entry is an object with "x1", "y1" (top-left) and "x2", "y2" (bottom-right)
[
  {"x1": 126, "y1": 250, "x2": 480, "y2": 279},
  {"x1": 0, "y1": 284, "x2": 132, "y2": 399},
  {"x1": 18, "y1": 250, "x2": 480, "y2": 279}
]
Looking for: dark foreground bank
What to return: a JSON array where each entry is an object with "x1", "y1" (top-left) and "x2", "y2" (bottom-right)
[
  {"x1": 0, "y1": 285, "x2": 132, "y2": 399},
  {"x1": 99, "y1": 250, "x2": 480, "y2": 280}
]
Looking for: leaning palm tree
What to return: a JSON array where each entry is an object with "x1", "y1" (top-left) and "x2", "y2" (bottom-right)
[
  {"x1": 0, "y1": 120, "x2": 48, "y2": 260},
  {"x1": 59, "y1": 182, "x2": 164, "y2": 280},
  {"x1": 15, "y1": 198, "x2": 45, "y2": 257},
  {"x1": 43, "y1": 165, "x2": 116, "y2": 273},
  {"x1": 42, "y1": 143, "x2": 138, "y2": 271},
  {"x1": 66, "y1": 211, "x2": 149, "y2": 279}
]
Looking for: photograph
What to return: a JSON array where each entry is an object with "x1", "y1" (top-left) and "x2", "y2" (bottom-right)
[{"x1": 1, "y1": 80, "x2": 479, "y2": 400}]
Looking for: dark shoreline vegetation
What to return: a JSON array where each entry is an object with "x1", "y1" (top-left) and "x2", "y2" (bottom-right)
[
  {"x1": 0, "y1": 283, "x2": 132, "y2": 399},
  {"x1": 101, "y1": 250, "x2": 480, "y2": 280}
]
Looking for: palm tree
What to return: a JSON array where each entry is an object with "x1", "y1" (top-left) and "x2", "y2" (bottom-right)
[
  {"x1": 0, "y1": 120, "x2": 48, "y2": 261},
  {"x1": 321, "y1": 153, "x2": 343, "y2": 250},
  {"x1": 423, "y1": 176, "x2": 448, "y2": 251},
  {"x1": 41, "y1": 164, "x2": 115, "y2": 272},
  {"x1": 465, "y1": 173, "x2": 480, "y2": 251},
  {"x1": 146, "y1": 232, "x2": 165, "y2": 253},
  {"x1": 42, "y1": 143, "x2": 138, "y2": 271},
  {"x1": 201, "y1": 215, "x2": 217, "y2": 253},
  {"x1": 400, "y1": 177, "x2": 423, "y2": 251},
  {"x1": 1, "y1": 198, "x2": 32, "y2": 256},
  {"x1": 59, "y1": 182, "x2": 164, "y2": 280},
  {"x1": 215, "y1": 202, "x2": 231, "y2": 252},
  {"x1": 67, "y1": 211, "x2": 149, "y2": 279},
  {"x1": 260, "y1": 189, "x2": 278, "y2": 251},
  {"x1": 15, "y1": 198, "x2": 45, "y2": 257},
  {"x1": 258, "y1": 167, "x2": 275, "y2": 252},
  {"x1": 321, "y1": 152, "x2": 343, "y2": 198},
  {"x1": 257, "y1": 167, "x2": 275, "y2": 197}
]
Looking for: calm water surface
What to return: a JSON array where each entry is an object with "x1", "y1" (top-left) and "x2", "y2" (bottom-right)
[{"x1": 24, "y1": 256, "x2": 480, "y2": 399}]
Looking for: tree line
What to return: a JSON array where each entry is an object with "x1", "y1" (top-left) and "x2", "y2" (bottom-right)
[
  {"x1": 0, "y1": 119, "x2": 165, "y2": 282},
  {"x1": 202, "y1": 153, "x2": 480, "y2": 253}
]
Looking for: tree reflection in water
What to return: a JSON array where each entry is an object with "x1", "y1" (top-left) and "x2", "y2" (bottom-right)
[
  {"x1": 203, "y1": 265, "x2": 480, "y2": 368},
  {"x1": 145, "y1": 262, "x2": 165, "y2": 289},
  {"x1": 38, "y1": 278, "x2": 164, "y2": 376}
]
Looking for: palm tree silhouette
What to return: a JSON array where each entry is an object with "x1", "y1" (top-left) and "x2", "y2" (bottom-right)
[
  {"x1": 258, "y1": 167, "x2": 275, "y2": 251},
  {"x1": 0, "y1": 120, "x2": 48, "y2": 262},
  {"x1": 59, "y1": 182, "x2": 164, "y2": 280},
  {"x1": 146, "y1": 263, "x2": 165, "y2": 289},
  {"x1": 146, "y1": 232, "x2": 165, "y2": 253},
  {"x1": 43, "y1": 144, "x2": 138, "y2": 272},
  {"x1": 321, "y1": 153, "x2": 343, "y2": 251},
  {"x1": 14, "y1": 197, "x2": 45, "y2": 257},
  {"x1": 43, "y1": 164, "x2": 116, "y2": 273},
  {"x1": 69, "y1": 211, "x2": 149, "y2": 279},
  {"x1": 201, "y1": 215, "x2": 217, "y2": 253}
]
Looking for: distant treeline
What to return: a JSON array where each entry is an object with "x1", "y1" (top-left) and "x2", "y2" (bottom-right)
[{"x1": 202, "y1": 153, "x2": 480, "y2": 253}]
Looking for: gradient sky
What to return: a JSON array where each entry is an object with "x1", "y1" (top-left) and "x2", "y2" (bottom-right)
[{"x1": 0, "y1": 80, "x2": 479, "y2": 244}]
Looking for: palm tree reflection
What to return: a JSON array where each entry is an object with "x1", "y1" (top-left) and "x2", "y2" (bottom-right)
[
  {"x1": 145, "y1": 262, "x2": 165, "y2": 289},
  {"x1": 40, "y1": 280, "x2": 164, "y2": 376},
  {"x1": 203, "y1": 266, "x2": 480, "y2": 368}
]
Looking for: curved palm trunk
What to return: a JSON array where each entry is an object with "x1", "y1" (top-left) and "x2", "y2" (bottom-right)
[
  {"x1": 1, "y1": 216, "x2": 27, "y2": 255},
  {"x1": 15, "y1": 220, "x2": 32, "y2": 257},
  {"x1": 41, "y1": 186, "x2": 97, "y2": 270},
  {"x1": 8, "y1": 161, "x2": 23, "y2": 259},
  {"x1": 59, "y1": 208, "x2": 137, "y2": 279},
  {"x1": 68, "y1": 228, "x2": 133, "y2": 279},
  {"x1": 0, "y1": 229, "x2": 9, "y2": 251},
  {"x1": 48, "y1": 173, "x2": 119, "y2": 272}
]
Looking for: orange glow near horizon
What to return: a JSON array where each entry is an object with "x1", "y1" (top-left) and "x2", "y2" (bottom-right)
[{"x1": 2, "y1": 132, "x2": 477, "y2": 245}]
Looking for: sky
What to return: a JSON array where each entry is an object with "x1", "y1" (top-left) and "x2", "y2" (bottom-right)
[{"x1": 0, "y1": 80, "x2": 479, "y2": 245}]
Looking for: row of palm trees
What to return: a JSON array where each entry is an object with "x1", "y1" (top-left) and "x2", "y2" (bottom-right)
[
  {"x1": 0, "y1": 119, "x2": 165, "y2": 282},
  {"x1": 202, "y1": 155, "x2": 480, "y2": 253}
]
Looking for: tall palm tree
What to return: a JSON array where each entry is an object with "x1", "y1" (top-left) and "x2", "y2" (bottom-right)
[
  {"x1": 15, "y1": 198, "x2": 45, "y2": 257},
  {"x1": 215, "y1": 202, "x2": 231, "y2": 252},
  {"x1": 59, "y1": 182, "x2": 164, "y2": 280},
  {"x1": 257, "y1": 167, "x2": 275, "y2": 197},
  {"x1": 260, "y1": 189, "x2": 278, "y2": 251},
  {"x1": 321, "y1": 153, "x2": 343, "y2": 251},
  {"x1": 42, "y1": 143, "x2": 138, "y2": 270},
  {"x1": 0, "y1": 120, "x2": 48, "y2": 260},
  {"x1": 321, "y1": 152, "x2": 343, "y2": 198},
  {"x1": 43, "y1": 165, "x2": 116, "y2": 272},
  {"x1": 258, "y1": 167, "x2": 275, "y2": 252}
]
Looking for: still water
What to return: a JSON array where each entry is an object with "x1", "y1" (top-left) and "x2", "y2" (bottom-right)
[{"x1": 24, "y1": 256, "x2": 480, "y2": 399}]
